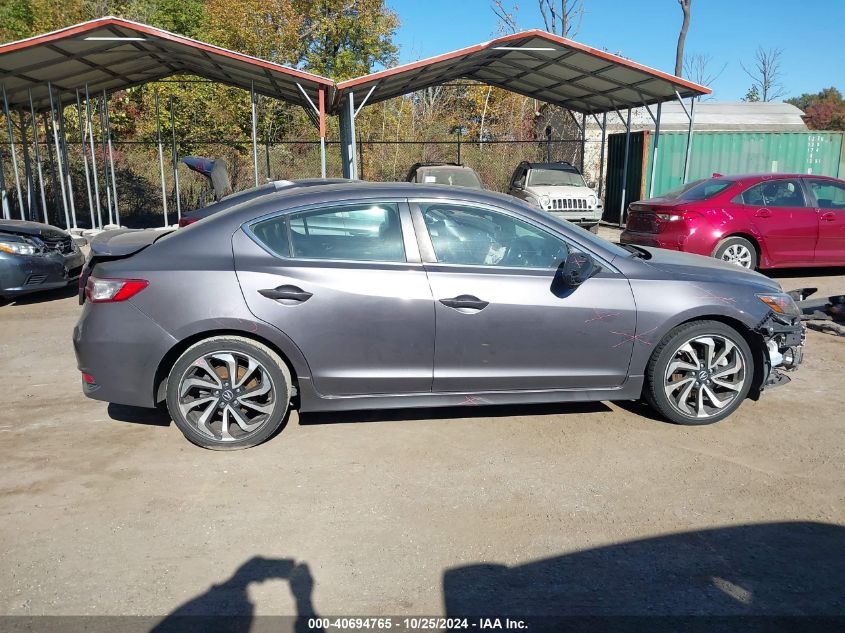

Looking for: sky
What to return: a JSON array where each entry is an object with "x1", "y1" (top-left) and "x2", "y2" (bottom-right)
[{"x1": 385, "y1": 0, "x2": 845, "y2": 102}]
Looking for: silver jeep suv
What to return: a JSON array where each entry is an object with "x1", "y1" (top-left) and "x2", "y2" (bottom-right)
[{"x1": 508, "y1": 161, "x2": 603, "y2": 232}]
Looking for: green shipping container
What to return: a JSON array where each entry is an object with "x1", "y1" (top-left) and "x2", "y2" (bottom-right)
[{"x1": 604, "y1": 130, "x2": 845, "y2": 224}]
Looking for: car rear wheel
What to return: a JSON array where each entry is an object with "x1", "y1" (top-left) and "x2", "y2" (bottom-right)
[
  {"x1": 713, "y1": 236, "x2": 758, "y2": 269},
  {"x1": 166, "y1": 336, "x2": 292, "y2": 450},
  {"x1": 644, "y1": 320, "x2": 753, "y2": 426}
]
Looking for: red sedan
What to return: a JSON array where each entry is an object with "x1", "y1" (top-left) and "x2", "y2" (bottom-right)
[{"x1": 620, "y1": 174, "x2": 845, "y2": 269}]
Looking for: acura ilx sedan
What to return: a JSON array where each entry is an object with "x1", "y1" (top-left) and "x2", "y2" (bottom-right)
[{"x1": 73, "y1": 182, "x2": 804, "y2": 449}]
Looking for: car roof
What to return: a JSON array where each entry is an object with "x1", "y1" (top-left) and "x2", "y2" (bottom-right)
[
  {"x1": 708, "y1": 173, "x2": 841, "y2": 182},
  {"x1": 522, "y1": 161, "x2": 580, "y2": 173}
]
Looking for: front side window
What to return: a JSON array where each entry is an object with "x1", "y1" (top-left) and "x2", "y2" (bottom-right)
[
  {"x1": 806, "y1": 179, "x2": 845, "y2": 209},
  {"x1": 253, "y1": 202, "x2": 405, "y2": 262},
  {"x1": 736, "y1": 179, "x2": 807, "y2": 208},
  {"x1": 527, "y1": 168, "x2": 586, "y2": 188},
  {"x1": 420, "y1": 202, "x2": 568, "y2": 269}
]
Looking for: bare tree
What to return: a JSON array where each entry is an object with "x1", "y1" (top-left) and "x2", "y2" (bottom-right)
[
  {"x1": 538, "y1": 0, "x2": 585, "y2": 38},
  {"x1": 682, "y1": 53, "x2": 727, "y2": 98},
  {"x1": 675, "y1": 0, "x2": 692, "y2": 76},
  {"x1": 491, "y1": 0, "x2": 520, "y2": 34},
  {"x1": 741, "y1": 47, "x2": 786, "y2": 102}
]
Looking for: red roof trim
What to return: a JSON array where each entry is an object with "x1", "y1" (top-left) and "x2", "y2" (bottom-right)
[
  {"x1": 0, "y1": 16, "x2": 334, "y2": 87},
  {"x1": 337, "y1": 29, "x2": 711, "y2": 96}
]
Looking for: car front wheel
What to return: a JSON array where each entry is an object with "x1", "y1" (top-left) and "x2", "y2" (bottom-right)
[
  {"x1": 166, "y1": 336, "x2": 292, "y2": 449},
  {"x1": 644, "y1": 320, "x2": 754, "y2": 425}
]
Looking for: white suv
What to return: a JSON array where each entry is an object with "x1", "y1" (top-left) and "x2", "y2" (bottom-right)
[{"x1": 508, "y1": 161, "x2": 603, "y2": 233}]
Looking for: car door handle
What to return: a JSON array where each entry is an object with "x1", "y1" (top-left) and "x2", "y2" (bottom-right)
[
  {"x1": 439, "y1": 295, "x2": 489, "y2": 311},
  {"x1": 820, "y1": 212, "x2": 836, "y2": 222},
  {"x1": 754, "y1": 209, "x2": 772, "y2": 218},
  {"x1": 258, "y1": 285, "x2": 313, "y2": 302}
]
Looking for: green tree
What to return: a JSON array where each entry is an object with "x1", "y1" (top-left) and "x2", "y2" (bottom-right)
[
  {"x1": 787, "y1": 87, "x2": 845, "y2": 130},
  {"x1": 742, "y1": 85, "x2": 760, "y2": 102},
  {"x1": 300, "y1": 0, "x2": 399, "y2": 80}
]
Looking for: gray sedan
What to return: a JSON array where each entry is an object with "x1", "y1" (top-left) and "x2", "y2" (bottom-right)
[
  {"x1": 73, "y1": 182, "x2": 804, "y2": 449},
  {"x1": 1, "y1": 220, "x2": 85, "y2": 300}
]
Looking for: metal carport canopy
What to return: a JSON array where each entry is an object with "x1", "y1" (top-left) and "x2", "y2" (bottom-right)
[
  {"x1": 334, "y1": 29, "x2": 710, "y2": 114},
  {"x1": 0, "y1": 16, "x2": 334, "y2": 111}
]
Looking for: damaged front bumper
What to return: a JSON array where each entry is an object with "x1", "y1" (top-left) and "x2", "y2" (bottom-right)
[{"x1": 756, "y1": 311, "x2": 805, "y2": 391}]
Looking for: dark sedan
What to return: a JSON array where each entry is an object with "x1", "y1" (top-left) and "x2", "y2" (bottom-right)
[
  {"x1": 74, "y1": 182, "x2": 804, "y2": 449},
  {"x1": 1, "y1": 220, "x2": 85, "y2": 300}
]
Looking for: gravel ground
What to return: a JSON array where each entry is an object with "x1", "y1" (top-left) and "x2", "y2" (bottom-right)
[{"x1": 0, "y1": 250, "x2": 843, "y2": 622}]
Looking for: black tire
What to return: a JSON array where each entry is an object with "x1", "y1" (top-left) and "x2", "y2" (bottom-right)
[
  {"x1": 166, "y1": 336, "x2": 292, "y2": 450},
  {"x1": 644, "y1": 320, "x2": 754, "y2": 426},
  {"x1": 712, "y1": 236, "x2": 758, "y2": 270}
]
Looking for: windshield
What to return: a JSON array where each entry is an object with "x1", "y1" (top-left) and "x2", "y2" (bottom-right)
[
  {"x1": 661, "y1": 179, "x2": 733, "y2": 201},
  {"x1": 420, "y1": 168, "x2": 482, "y2": 188},
  {"x1": 527, "y1": 168, "x2": 586, "y2": 188}
]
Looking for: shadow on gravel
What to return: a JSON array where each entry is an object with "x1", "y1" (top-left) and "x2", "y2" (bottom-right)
[
  {"x1": 0, "y1": 284, "x2": 78, "y2": 306},
  {"x1": 107, "y1": 403, "x2": 172, "y2": 427},
  {"x1": 764, "y1": 266, "x2": 845, "y2": 279},
  {"x1": 443, "y1": 521, "x2": 845, "y2": 623},
  {"x1": 297, "y1": 401, "x2": 611, "y2": 426},
  {"x1": 152, "y1": 557, "x2": 320, "y2": 633}
]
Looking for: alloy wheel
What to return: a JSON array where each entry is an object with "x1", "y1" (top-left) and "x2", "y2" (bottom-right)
[
  {"x1": 663, "y1": 335, "x2": 747, "y2": 419},
  {"x1": 177, "y1": 350, "x2": 276, "y2": 442},
  {"x1": 720, "y1": 244, "x2": 753, "y2": 268}
]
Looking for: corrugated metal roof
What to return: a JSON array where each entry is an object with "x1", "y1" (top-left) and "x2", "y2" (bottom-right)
[
  {"x1": 335, "y1": 30, "x2": 710, "y2": 115},
  {"x1": 606, "y1": 101, "x2": 808, "y2": 132},
  {"x1": 0, "y1": 16, "x2": 334, "y2": 111}
]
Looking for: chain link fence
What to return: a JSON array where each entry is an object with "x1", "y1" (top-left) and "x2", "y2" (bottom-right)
[{"x1": 1, "y1": 137, "x2": 604, "y2": 229}]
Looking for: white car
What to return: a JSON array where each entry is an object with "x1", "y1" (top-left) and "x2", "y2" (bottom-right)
[{"x1": 508, "y1": 161, "x2": 603, "y2": 232}]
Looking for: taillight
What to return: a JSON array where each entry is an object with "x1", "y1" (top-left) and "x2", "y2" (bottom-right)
[
  {"x1": 178, "y1": 217, "x2": 198, "y2": 227},
  {"x1": 653, "y1": 210, "x2": 701, "y2": 230},
  {"x1": 85, "y1": 277, "x2": 149, "y2": 303}
]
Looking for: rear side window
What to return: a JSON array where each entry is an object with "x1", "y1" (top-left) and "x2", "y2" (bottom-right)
[
  {"x1": 806, "y1": 179, "x2": 845, "y2": 209},
  {"x1": 285, "y1": 203, "x2": 406, "y2": 262},
  {"x1": 735, "y1": 179, "x2": 807, "y2": 207},
  {"x1": 663, "y1": 179, "x2": 732, "y2": 201},
  {"x1": 250, "y1": 217, "x2": 290, "y2": 257}
]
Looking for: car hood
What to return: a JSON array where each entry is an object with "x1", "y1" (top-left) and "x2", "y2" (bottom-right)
[
  {"x1": 524, "y1": 185, "x2": 596, "y2": 198},
  {"x1": 637, "y1": 246, "x2": 782, "y2": 291},
  {"x1": 0, "y1": 219, "x2": 70, "y2": 239}
]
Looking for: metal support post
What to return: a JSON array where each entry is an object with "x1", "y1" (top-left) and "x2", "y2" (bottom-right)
[
  {"x1": 85, "y1": 86, "x2": 103, "y2": 229},
  {"x1": 76, "y1": 90, "x2": 95, "y2": 228},
  {"x1": 30, "y1": 91, "x2": 48, "y2": 223},
  {"x1": 619, "y1": 107, "x2": 632, "y2": 226},
  {"x1": 2, "y1": 85, "x2": 25, "y2": 219},
  {"x1": 47, "y1": 83, "x2": 70, "y2": 229},
  {"x1": 99, "y1": 97, "x2": 113, "y2": 225},
  {"x1": 169, "y1": 95, "x2": 181, "y2": 220},
  {"x1": 154, "y1": 89, "x2": 169, "y2": 227},
  {"x1": 339, "y1": 92, "x2": 358, "y2": 179},
  {"x1": 648, "y1": 101, "x2": 662, "y2": 198},
  {"x1": 683, "y1": 97, "x2": 696, "y2": 183},
  {"x1": 57, "y1": 90, "x2": 77, "y2": 229},
  {"x1": 102, "y1": 90, "x2": 119, "y2": 226},
  {"x1": 251, "y1": 82, "x2": 259, "y2": 186},
  {"x1": 596, "y1": 112, "x2": 607, "y2": 199}
]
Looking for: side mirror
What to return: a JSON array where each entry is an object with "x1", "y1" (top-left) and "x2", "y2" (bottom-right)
[
  {"x1": 557, "y1": 251, "x2": 596, "y2": 288},
  {"x1": 513, "y1": 178, "x2": 524, "y2": 189},
  {"x1": 587, "y1": 181, "x2": 597, "y2": 190}
]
